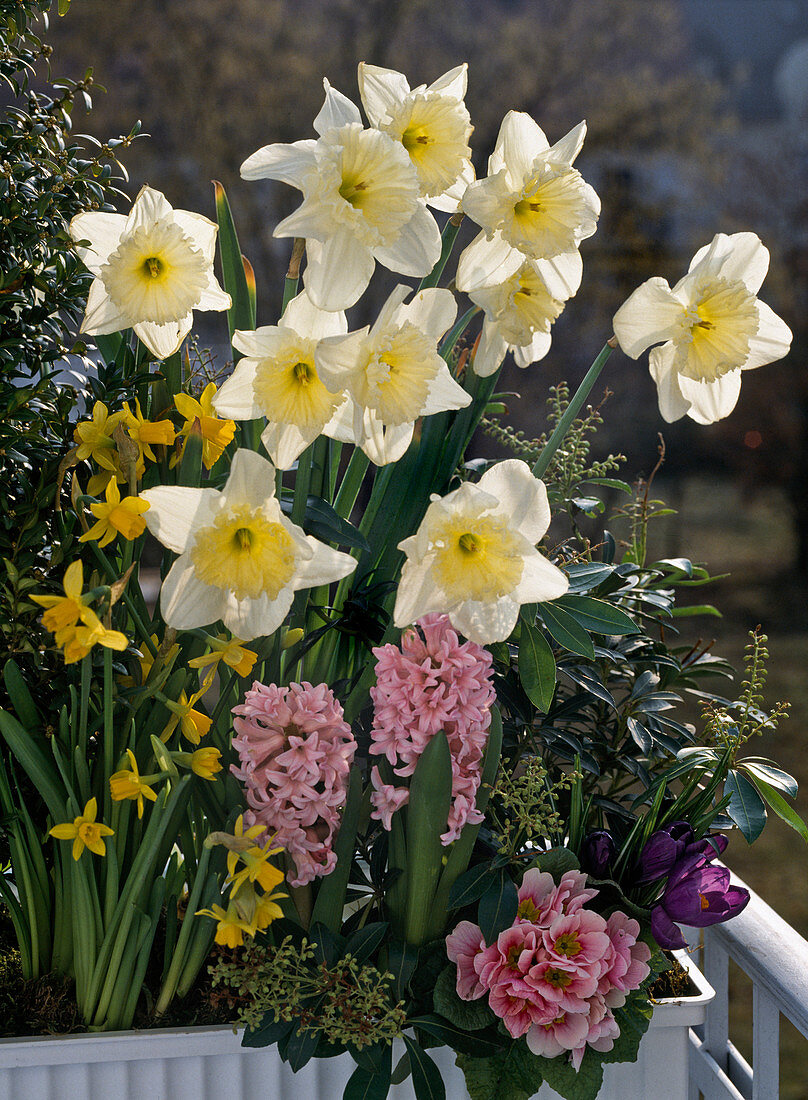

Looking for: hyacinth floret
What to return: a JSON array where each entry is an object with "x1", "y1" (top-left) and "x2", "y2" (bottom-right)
[
  {"x1": 231, "y1": 681, "x2": 357, "y2": 886},
  {"x1": 369, "y1": 613, "x2": 495, "y2": 843}
]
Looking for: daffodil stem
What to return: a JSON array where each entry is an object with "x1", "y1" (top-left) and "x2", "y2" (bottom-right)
[
  {"x1": 78, "y1": 655, "x2": 91, "y2": 758},
  {"x1": 418, "y1": 212, "x2": 464, "y2": 291},
  {"x1": 333, "y1": 446, "x2": 370, "y2": 521},
  {"x1": 532, "y1": 340, "x2": 615, "y2": 480},
  {"x1": 154, "y1": 843, "x2": 212, "y2": 1017},
  {"x1": 282, "y1": 238, "x2": 305, "y2": 312},
  {"x1": 103, "y1": 647, "x2": 113, "y2": 820},
  {"x1": 88, "y1": 544, "x2": 158, "y2": 655}
]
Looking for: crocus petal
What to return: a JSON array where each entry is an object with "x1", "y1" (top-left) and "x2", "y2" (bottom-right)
[
  {"x1": 678, "y1": 370, "x2": 742, "y2": 425},
  {"x1": 239, "y1": 139, "x2": 319, "y2": 184},
  {"x1": 69, "y1": 211, "x2": 126, "y2": 273},
  {"x1": 372, "y1": 202, "x2": 441, "y2": 277},
  {"x1": 650, "y1": 905, "x2": 687, "y2": 950},
  {"x1": 159, "y1": 557, "x2": 227, "y2": 630},
  {"x1": 304, "y1": 231, "x2": 375, "y2": 311},
  {"x1": 649, "y1": 344, "x2": 691, "y2": 422},
  {"x1": 456, "y1": 231, "x2": 522, "y2": 292},
  {"x1": 479, "y1": 459, "x2": 551, "y2": 542},
  {"x1": 140, "y1": 486, "x2": 221, "y2": 553},
  {"x1": 613, "y1": 278, "x2": 683, "y2": 358},
  {"x1": 313, "y1": 79, "x2": 362, "y2": 136},
  {"x1": 743, "y1": 301, "x2": 792, "y2": 370}
]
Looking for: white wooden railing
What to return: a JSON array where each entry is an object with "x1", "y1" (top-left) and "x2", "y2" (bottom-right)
[{"x1": 687, "y1": 870, "x2": 808, "y2": 1099}]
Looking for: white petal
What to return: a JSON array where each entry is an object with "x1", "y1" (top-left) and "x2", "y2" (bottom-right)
[
  {"x1": 321, "y1": 396, "x2": 358, "y2": 443},
  {"x1": 361, "y1": 415, "x2": 414, "y2": 466},
  {"x1": 546, "y1": 120, "x2": 587, "y2": 167},
  {"x1": 532, "y1": 250, "x2": 583, "y2": 300},
  {"x1": 314, "y1": 79, "x2": 362, "y2": 136},
  {"x1": 273, "y1": 193, "x2": 336, "y2": 241},
  {"x1": 126, "y1": 185, "x2": 173, "y2": 234},
  {"x1": 689, "y1": 232, "x2": 770, "y2": 295},
  {"x1": 427, "y1": 64, "x2": 468, "y2": 100},
  {"x1": 648, "y1": 344, "x2": 690, "y2": 423},
  {"x1": 371, "y1": 284, "x2": 413, "y2": 338},
  {"x1": 456, "y1": 231, "x2": 522, "y2": 292},
  {"x1": 357, "y1": 63, "x2": 410, "y2": 126},
  {"x1": 281, "y1": 289, "x2": 347, "y2": 339},
  {"x1": 428, "y1": 160, "x2": 475, "y2": 212},
  {"x1": 261, "y1": 420, "x2": 318, "y2": 470},
  {"x1": 81, "y1": 278, "x2": 134, "y2": 335},
  {"x1": 743, "y1": 301, "x2": 792, "y2": 369},
  {"x1": 69, "y1": 211, "x2": 126, "y2": 273},
  {"x1": 479, "y1": 459, "x2": 551, "y2": 542},
  {"x1": 196, "y1": 271, "x2": 232, "y2": 312},
  {"x1": 171, "y1": 210, "x2": 218, "y2": 263},
  {"x1": 222, "y1": 448, "x2": 277, "y2": 509},
  {"x1": 221, "y1": 589, "x2": 293, "y2": 641},
  {"x1": 678, "y1": 370, "x2": 742, "y2": 425},
  {"x1": 304, "y1": 231, "x2": 375, "y2": 310},
  {"x1": 140, "y1": 486, "x2": 221, "y2": 554},
  {"x1": 372, "y1": 203, "x2": 441, "y2": 277},
  {"x1": 512, "y1": 330, "x2": 553, "y2": 368},
  {"x1": 133, "y1": 315, "x2": 192, "y2": 360},
  {"x1": 422, "y1": 363, "x2": 472, "y2": 415},
  {"x1": 515, "y1": 554, "x2": 570, "y2": 602},
  {"x1": 397, "y1": 287, "x2": 457, "y2": 342},
  {"x1": 293, "y1": 538, "x2": 357, "y2": 587},
  {"x1": 315, "y1": 330, "x2": 368, "y2": 389},
  {"x1": 159, "y1": 557, "x2": 227, "y2": 630},
  {"x1": 240, "y1": 139, "x2": 319, "y2": 184},
  {"x1": 232, "y1": 327, "x2": 286, "y2": 358},
  {"x1": 472, "y1": 318, "x2": 508, "y2": 377},
  {"x1": 213, "y1": 360, "x2": 261, "y2": 419},
  {"x1": 393, "y1": 557, "x2": 444, "y2": 627},
  {"x1": 495, "y1": 111, "x2": 550, "y2": 183},
  {"x1": 612, "y1": 278, "x2": 683, "y2": 358},
  {"x1": 451, "y1": 596, "x2": 520, "y2": 645}
]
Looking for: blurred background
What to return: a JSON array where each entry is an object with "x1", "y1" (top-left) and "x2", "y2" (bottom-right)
[{"x1": 41, "y1": 1, "x2": 808, "y2": 1085}]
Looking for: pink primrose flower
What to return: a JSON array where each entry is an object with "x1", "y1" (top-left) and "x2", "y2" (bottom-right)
[
  {"x1": 569, "y1": 995, "x2": 621, "y2": 1070},
  {"x1": 599, "y1": 911, "x2": 652, "y2": 1007},
  {"x1": 445, "y1": 920, "x2": 491, "y2": 1001},
  {"x1": 516, "y1": 868, "x2": 598, "y2": 926},
  {"x1": 526, "y1": 1010, "x2": 591, "y2": 1058}
]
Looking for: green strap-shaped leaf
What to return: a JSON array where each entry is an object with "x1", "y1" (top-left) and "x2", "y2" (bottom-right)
[
  {"x1": 213, "y1": 180, "x2": 256, "y2": 342},
  {"x1": 517, "y1": 617, "x2": 556, "y2": 712},
  {"x1": 0, "y1": 710, "x2": 66, "y2": 821},
  {"x1": 402, "y1": 732, "x2": 453, "y2": 947},
  {"x1": 3, "y1": 660, "x2": 40, "y2": 730}
]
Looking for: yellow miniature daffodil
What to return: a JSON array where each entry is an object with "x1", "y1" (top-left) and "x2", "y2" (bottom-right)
[
  {"x1": 121, "y1": 398, "x2": 177, "y2": 474},
  {"x1": 69, "y1": 184, "x2": 231, "y2": 360},
  {"x1": 172, "y1": 382, "x2": 236, "y2": 470},
  {"x1": 54, "y1": 606, "x2": 129, "y2": 665},
  {"x1": 188, "y1": 634, "x2": 258, "y2": 679},
  {"x1": 49, "y1": 798, "x2": 114, "y2": 861},
  {"x1": 73, "y1": 401, "x2": 125, "y2": 471},
  {"x1": 188, "y1": 746, "x2": 223, "y2": 780},
  {"x1": 252, "y1": 883, "x2": 287, "y2": 931},
  {"x1": 78, "y1": 479, "x2": 150, "y2": 548},
  {"x1": 160, "y1": 687, "x2": 212, "y2": 745},
  {"x1": 195, "y1": 899, "x2": 255, "y2": 949},
  {"x1": 109, "y1": 749, "x2": 159, "y2": 818},
  {"x1": 226, "y1": 826, "x2": 285, "y2": 896},
  {"x1": 31, "y1": 560, "x2": 88, "y2": 634}
]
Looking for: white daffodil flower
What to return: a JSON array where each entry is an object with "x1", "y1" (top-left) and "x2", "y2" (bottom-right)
[
  {"x1": 140, "y1": 450, "x2": 356, "y2": 639},
  {"x1": 467, "y1": 261, "x2": 567, "y2": 377},
  {"x1": 213, "y1": 291, "x2": 348, "y2": 469},
  {"x1": 357, "y1": 62, "x2": 474, "y2": 211},
  {"x1": 612, "y1": 232, "x2": 792, "y2": 424},
  {"x1": 69, "y1": 185, "x2": 231, "y2": 360},
  {"x1": 315, "y1": 285, "x2": 470, "y2": 465},
  {"x1": 456, "y1": 112, "x2": 598, "y2": 296},
  {"x1": 394, "y1": 459, "x2": 568, "y2": 643},
  {"x1": 241, "y1": 80, "x2": 442, "y2": 311}
]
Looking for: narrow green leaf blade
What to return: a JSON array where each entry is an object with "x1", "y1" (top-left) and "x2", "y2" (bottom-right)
[
  {"x1": 402, "y1": 1035, "x2": 446, "y2": 1100},
  {"x1": 749, "y1": 775, "x2": 808, "y2": 845},
  {"x1": 555, "y1": 594, "x2": 639, "y2": 636},
  {"x1": 724, "y1": 769, "x2": 767, "y2": 843},
  {"x1": 213, "y1": 180, "x2": 255, "y2": 340},
  {"x1": 517, "y1": 617, "x2": 556, "y2": 712},
  {"x1": 538, "y1": 602, "x2": 595, "y2": 659}
]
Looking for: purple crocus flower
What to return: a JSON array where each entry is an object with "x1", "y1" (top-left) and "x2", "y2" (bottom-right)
[
  {"x1": 581, "y1": 830, "x2": 616, "y2": 877},
  {"x1": 650, "y1": 840, "x2": 750, "y2": 949},
  {"x1": 636, "y1": 821, "x2": 694, "y2": 884}
]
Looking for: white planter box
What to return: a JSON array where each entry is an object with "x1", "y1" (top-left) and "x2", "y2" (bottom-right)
[{"x1": 0, "y1": 953, "x2": 713, "y2": 1100}]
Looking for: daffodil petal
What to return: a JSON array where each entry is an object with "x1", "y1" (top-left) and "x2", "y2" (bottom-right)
[
  {"x1": 456, "y1": 231, "x2": 522, "y2": 293},
  {"x1": 515, "y1": 553, "x2": 570, "y2": 602},
  {"x1": 360, "y1": 414, "x2": 414, "y2": 465},
  {"x1": 240, "y1": 138, "x2": 319, "y2": 184},
  {"x1": 547, "y1": 120, "x2": 588, "y2": 167},
  {"x1": 313, "y1": 78, "x2": 362, "y2": 136},
  {"x1": 532, "y1": 250, "x2": 583, "y2": 300},
  {"x1": 281, "y1": 289, "x2": 348, "y2": 340},
  {"x1": 427, "y1": 63, "x2": 468, "y2": 100},
  {"x1": 293, "y1": 538, "x2": 357, "y2": 588},
  {"x1": 512, "y1": 330, "x2": 553, "y2": 368},
  {"x1": 678, "y1": 369, "x2": 743, "y2": 425},
  {"x1": 126, "y1": 184, "x2": 174, "y2": 234},
  {"x1": 689, "y1": 231, "x2": 770, "y2": 295},
  {"x1": 140, "y1": 486, "x2": 221, "y2": 553},
  {"x1": 133, "y1": 316, "x2": 192, "y2": 360},
  {"x1": 397, "y1": 287, "x2": 457, "y2": 342},
  {"x1": 221, "y1": 449, "x2": 278, "y2": 510},
  {"x1": 159, "y1": 557, "x2": 227, "y2": 630},
  {"x1": 495, "y1": 110, "x2": 550, "y2": 183},
  {"x1": 304, "y1": 231, "x2": 375, "y2": 311},
  {"x1": 743, "y1": 301, "x2": 792, "y2": 370},
  {"x1": 69, "y1": 211, "x2": 126, "y2": 273},
  {"x1": 421, "y1": 365, "x2": 471, "y2": 416},
  {"x1": 612, "y1": 278, "x2": 683, "y2": 358},
  {"x1": 171, "y1": 210, "x2": 218, "y2": 263},
  {"x1": 214, "y1": 359, "x2": 262, "y2": 418},
  {"x1": 451, "y1": 595, "x2": 520, "y2": 645},
  {"x1": 473, "y1": 319, "x2": 508, "y2": 378},
  {"x1": 372, "y1": 202, "x2": 441, "y2": 277},
  {"x1": 357, "y1": 62, "x2": 411, "y2": 127},
  {"x1": 261, "y1": 420, "x2": 319, "y2": 470},
  {"x1": 479, "y1": 459, "x2": 552, "y2": 543},
  {"x1": 81, "y1": 279, "x2": 135, "y2": 335},
  {"x1": 648, "y1": 344, "x2": 691, "y2": 422}
]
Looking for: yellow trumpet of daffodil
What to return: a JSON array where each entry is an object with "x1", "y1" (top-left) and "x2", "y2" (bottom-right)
[
  {"x1": 78, "y1": 479, "x2": 150, "y2": 548},
  {"x1": 32, "y1": 562, "x2": 129, "y2": 664},
  {"x1": 121, "y1": 399, "x2": 177, "y2": 475},
  {"x1": 188, "y1": 746, "x2": 223, "y2": 780},
  {"x1": 194, "y1": 899, "x2": 255, "y2": 949},
  {"x1": 109, "y1": 749, "x2": 159, "y2": 818},
  {"x1": 49, "y1": 798, "x2": 114, "y2": 861},
  {"x1": 172, "y1": 382, "x2": 236, "y2": 470}
]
